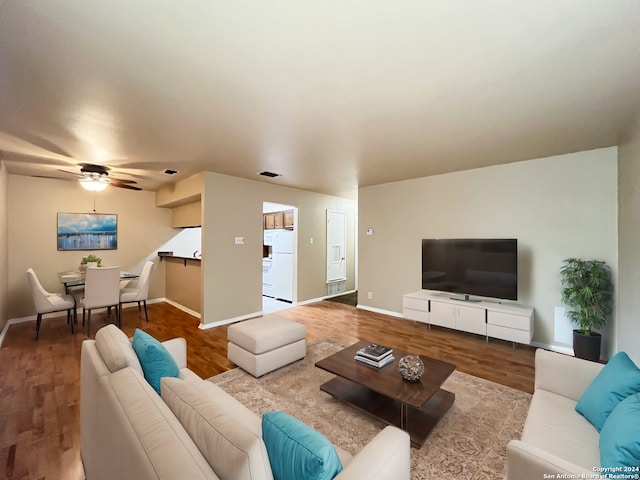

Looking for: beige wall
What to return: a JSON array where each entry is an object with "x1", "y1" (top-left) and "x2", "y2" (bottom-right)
[
  {"x1": 201, "y1": 172, "x2": 356, "y2": 325},
  {"x1": 164, "y1": 257, "x2": 201, "y2": 313},
  {"x1": 0, "y1": 161, "x2": 8, "y2": 332},
  {"x1": 618, "y1": 114, "x2": 640, "y2": 364},
  {"x1": 358, "y1": 148, "x2": 618, "y2": 355},
  {"x1": 171, "y1": 200, "x2": 202, "y2": 228},
  {"x1": 7, "y1": 175, "x2": 175, "y2": 319},
  {"x1": 155, "y1": 173, "x2": 203, "y2": 208}
]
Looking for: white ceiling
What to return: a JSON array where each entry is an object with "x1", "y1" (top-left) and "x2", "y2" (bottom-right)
[{"x1": 1, "y1": 1, "x2": 639, "y2": 198}]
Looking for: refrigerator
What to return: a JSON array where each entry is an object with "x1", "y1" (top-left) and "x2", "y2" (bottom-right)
[{"x1": 271, "y1": 229, "x2": 293, "y2": 302}]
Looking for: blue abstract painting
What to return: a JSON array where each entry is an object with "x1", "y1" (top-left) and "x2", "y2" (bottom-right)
[{"x1": 57, "y1": 213, "x2": 118, "y2": 251}]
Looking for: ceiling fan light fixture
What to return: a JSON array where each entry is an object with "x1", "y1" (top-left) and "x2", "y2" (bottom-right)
[{"x1": 80, "y1": 175, "x2": 109, "y2": 192}]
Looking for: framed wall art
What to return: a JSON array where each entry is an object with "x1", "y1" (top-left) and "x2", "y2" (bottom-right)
[{"x1": 57, "y1": 213, "x2": 118, "y2": 251}]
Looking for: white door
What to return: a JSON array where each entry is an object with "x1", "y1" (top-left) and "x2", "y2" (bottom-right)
[{"x1": 326, "y1": 209, "x2": 347, "y2": 283}]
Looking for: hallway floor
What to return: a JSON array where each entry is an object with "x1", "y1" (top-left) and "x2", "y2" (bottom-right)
[{"x1": 262, "y1": 296, "x2": 293, "y2": 314}]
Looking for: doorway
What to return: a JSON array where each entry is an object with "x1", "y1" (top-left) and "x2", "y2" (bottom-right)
[{"x1": 262, "y1": 202, "x2": 297, "y2": 314}]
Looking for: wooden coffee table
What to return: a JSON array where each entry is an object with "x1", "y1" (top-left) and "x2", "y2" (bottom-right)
[{"x1": 315, "y1": 340, "x2": 455, "y2": 447}]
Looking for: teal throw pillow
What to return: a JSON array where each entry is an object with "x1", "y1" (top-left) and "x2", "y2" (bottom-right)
[
  {"x1": 575, "y1": 351, "x2": 640, "y2": 432},
  {"x1": 600, "y1": 393, "x2": 640, "y2": 473},
  {"x1": 131, "y1": 329, "x2": 180, "y2": 394},
  {"x1": 262, "y1": 411, "x2": 343, "y2": 480}
]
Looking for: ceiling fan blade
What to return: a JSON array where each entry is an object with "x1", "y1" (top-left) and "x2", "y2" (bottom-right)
[
  {"x1": 110, "y1": 180, "x2": 142, "y2": 190},
  {"x1": 58, "y1": 169, "x2": 83, "y2": 177},
  {"x1": 109, "y1": 177, "x2": 137, "y2": 184},
  {"x1": 31, "y1": 175, "x2": 75, "y2": 181}
]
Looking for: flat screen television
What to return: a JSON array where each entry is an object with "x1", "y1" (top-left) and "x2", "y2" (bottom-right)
[{"x1": 421, "y1": 238, "x2": 518, "y2": 301}]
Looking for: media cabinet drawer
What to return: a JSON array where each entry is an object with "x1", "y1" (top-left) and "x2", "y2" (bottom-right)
[
  {"x1": 403, "y1": 296, "x2": 429, "y2": 311},
  {"x1": 487, "y1": 311, "x2": 530, "y2": 331},
  {"x1": 403, "y1": 308, "x2": 429, "y2": 323},
  {"x1": 487, "y1": 324, "x2": 532, "y2": 344}
]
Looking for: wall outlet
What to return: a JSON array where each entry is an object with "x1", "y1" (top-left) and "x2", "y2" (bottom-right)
[
  {"x1": 234, "y1": 237, "x2": 245, "y2": 245},
  {"x1": 309, "y1": 237, "x2": 314, "y2": 244},
  {"x1": 367, "y1": 292, "x2": 373, "y2": 299}
]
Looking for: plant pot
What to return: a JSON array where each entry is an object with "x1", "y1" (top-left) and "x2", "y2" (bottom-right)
[{"x1": 573, "y1": 330, "x2": 602, "y2": 362}]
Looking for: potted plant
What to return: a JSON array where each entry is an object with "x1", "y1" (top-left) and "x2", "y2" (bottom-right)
[
  {"x1": 560, "y1": 258, "x2": 613, "y2": 361},
  {"x1": 80, "y1": 254, "x2": 102, "y2": 271}
]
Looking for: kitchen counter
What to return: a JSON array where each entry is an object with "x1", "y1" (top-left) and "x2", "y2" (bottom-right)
[{"x1": 158, "y1": 252, "x2": 201, "y2": 266}]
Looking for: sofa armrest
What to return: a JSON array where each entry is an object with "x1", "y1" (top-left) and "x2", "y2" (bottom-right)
[
  {"x1": 162, "y1": 338, "x2": 187, "y2": 369},
  {"x1": 335, "y1": 426, "x2": 410, "y2": 480},
  {"x1": 506, "y1": 440, "x2": 595, "y2": 480},
  {"x1": 534, "y1": 348, "x2": 604, "y2": 401}
]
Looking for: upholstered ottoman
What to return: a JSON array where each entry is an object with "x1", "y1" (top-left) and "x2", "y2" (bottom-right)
[{"x1": 227, "y1": 315, "x2": 307, "y2": 377}]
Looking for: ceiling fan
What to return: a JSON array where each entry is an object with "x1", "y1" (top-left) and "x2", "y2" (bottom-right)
[{"x1": 57, "y1": 163, "x2": 142, "y2": 191}]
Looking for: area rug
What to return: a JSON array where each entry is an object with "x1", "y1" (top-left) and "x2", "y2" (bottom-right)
[{"x1": 209, "y1": 338, "x2": 531, "y2": 480}]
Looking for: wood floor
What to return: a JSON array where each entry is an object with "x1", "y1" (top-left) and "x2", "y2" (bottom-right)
[{"x1": 0, "y1": 300, "x2": 535, "y2": 480}]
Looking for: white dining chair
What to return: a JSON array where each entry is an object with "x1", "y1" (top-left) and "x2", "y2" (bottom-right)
[
  {"x1": 120, "y1": 261, "x2": 154, "y2": 322},
  {"x1": 81, "y1": 266, "x2": 121, "y2": 336},
  {"x1": 26, "y1": 268, "x2": 76, "y2": 340}
]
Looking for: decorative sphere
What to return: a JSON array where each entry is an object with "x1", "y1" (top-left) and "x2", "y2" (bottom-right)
[{"x1": 398, "y1": 355, "x2": 425, "y2": 382}]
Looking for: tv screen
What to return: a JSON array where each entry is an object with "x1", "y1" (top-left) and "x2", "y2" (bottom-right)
[{"x1": 421, "y1": 238, "x2": 518, "y2": 301}]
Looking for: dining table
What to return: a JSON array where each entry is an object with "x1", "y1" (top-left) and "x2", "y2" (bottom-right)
[{"x1": 57, "y1": 269, "x2": 139, "y2": 292}]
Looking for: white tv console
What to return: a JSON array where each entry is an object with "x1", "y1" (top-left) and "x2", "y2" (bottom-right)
[{"x1": 402, "y1": 290, "x2": 533, "y2": 345}]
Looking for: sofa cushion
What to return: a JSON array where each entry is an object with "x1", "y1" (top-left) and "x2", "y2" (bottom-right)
[
  {"x1": 161, "y1": 377, "x2": 273, "y2": 480},
  {"x1": 95, "y1": 324, "x2": 143, "y2": 375},
  {"x1": 575, "y1": 351, "x2": 640, "y2": 431},
  {"x1": 262, "y1": 411, "x2": 343, "y2": 480},
  {"x1": 187, "y1": 380, "x2": 265, "y2": 436},
  {"x1": 103, "y1": 368, "x2": 220, "y2": 480},
  {"x1": 521, "y1": 389, "x2": 600, "y2": 470},
  {"x1": 132, "y1": 329, "x2": 180, "y2": 394},
  {"x1": 600, "y1": 392, "x2": 640, "y2": 471}
]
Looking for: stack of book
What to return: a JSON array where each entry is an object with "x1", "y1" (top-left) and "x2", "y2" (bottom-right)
[{"x1": 355, "y1": 343, "x2": 394, "y2": 368}]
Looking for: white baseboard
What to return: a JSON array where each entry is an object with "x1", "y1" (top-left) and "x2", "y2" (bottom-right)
[
  {"x1": 356, "y1": 304, "x2": 404, "y2": 318},
  {"x1": 325, "y1": 289, "x2": 357, "y2": 299},
  {"x1": 120, "y1": 297, "x2": 164, "y2": 310},
  {"x1": 0, "y1": 310, "x2": 73, "y2": 347},
  {"x1": 0, "y1": 318, "x2": 25, "y2": 347},
  {"x1": 296, "y1": 296, "x2": 325, "y2": 306},
  {"x1": 162, "y1": 298, "x2": 201, "y2": 319},
  {"x1": 530, "y1": 341, "x2": 574, "y2": 356},
  {"x1": 198, "y1": 311, "x2": 264, "y2": 330}
]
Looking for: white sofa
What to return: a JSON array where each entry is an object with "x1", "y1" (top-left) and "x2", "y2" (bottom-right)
[
  {"x1": 506, "y1": 348, "x2": 605, "y2": 479},
  {"x1": 81, "y1": 325, "x2": 410, "y2": 480}
]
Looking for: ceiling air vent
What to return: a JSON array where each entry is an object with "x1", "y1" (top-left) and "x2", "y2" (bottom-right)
[
  {"x1": 259, "y1": 171, "x2": 281, "y2": 178},
  {"x1": 163, "y1": 169, "x2": 179, "y2": 175}
]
